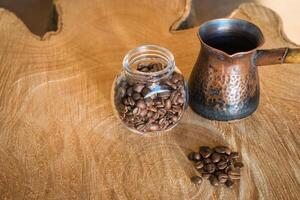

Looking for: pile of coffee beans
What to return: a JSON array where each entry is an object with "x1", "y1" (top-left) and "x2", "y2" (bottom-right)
[
  {"x1": 188, "y1": 146, "x2": 244, "y2": 188},
  {"x1": 115, "y1": 62, "x2": 186, "y2": 133}
]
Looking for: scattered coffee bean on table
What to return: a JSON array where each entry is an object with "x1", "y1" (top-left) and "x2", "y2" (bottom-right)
[
  {"x1": 115, "y1": 62, "x2": 186, "y2": 133},
  {"x1": 191, "y1": 175, "x2": 203, "y2": 185},
  {"x1": 188, "y1": 145, "x2": 244, "y2": 188}
]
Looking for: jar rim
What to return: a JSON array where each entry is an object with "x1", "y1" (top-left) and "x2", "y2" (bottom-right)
[{"x1": 122, "y1": 45, "x2": 175, "y2": 81}]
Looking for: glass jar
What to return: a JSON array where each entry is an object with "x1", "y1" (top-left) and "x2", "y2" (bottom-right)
[{"x1": 112, "y1": 45, "x2": 188, "y2": 134}]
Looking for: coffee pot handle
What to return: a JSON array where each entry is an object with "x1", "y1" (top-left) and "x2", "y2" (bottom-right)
[{"x1": 255, "y1": 48, "x2": 300, "y2": 66}]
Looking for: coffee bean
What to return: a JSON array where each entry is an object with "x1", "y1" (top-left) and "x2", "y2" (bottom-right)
[
  {"x1": 152, "y1": 64, "x2": 159, "y2": 72},
  {"x1": 137, "y1": 63, "x2": 144, "y2": 70},
  {"x1": 228, "y1": 175, "x2": 240, "y2": 180},
  {"x1": 195, "y1": 161, "x2": 204, "y2": 169},
  {"x1": 191, "y1": 176, "x2": 203, "y2": 185},
  {"x1": 170, "y1": 91, "x2": 177, "y2": 102},
  {"x1": 136, "y1": 124, "x2": 145, "y2": 131},
  {"x1": 137, "y1": 66, "x2": 146, "y2": 72},
  {"x1": 135, "y1": 120, "x2": 144, "y2": 125},
  {"x1": 122, "y1": 98, "x2": 129, "y2": 105},
  {"x1": 162, "y1": 122, "x2": 170, "y2": 130},
  {"x1": 209, "y1": 175, "x2": 219, "y2": 186},
  {"x1": 133, "y1": 84, "x2": 144, "y2": 93},
  {"x1": 225, "y1": 165, "x2": 233, "y2": 174},
  {"x1": 133, "y1": 107, "x2": 140, "y2": 115},
  {"x1": 199, "y1": 146, "x2": 213, "y2": 158},
  {"x1": 141, "y1": 87, "x2": 150, "y2": 97},
  {"x1": 159, "y1": 63, "x2": 164, "y2": 70},
  {"x1": 171, "y1": 92, "x2": 180, "y2": 104},
  {"x1": 137, "y1": 63, "x2": 151, "y2": 70},
  {"x1": 135, "y1": 116, "x2": 143, "y2": 122},
  {"x1": 136, "y1": 100, "x2": 146, "y2": 109},
  {"x1": 155, "y1": 63, "x2": 164, "y2": 71},
  {"x1": 140, "y1": 67, "x2": 149, "y2": 72},
  {"x1": 177, "y1": 96, "x2": 184, "y2": 104},
  {"x1": 158, "y1": 92, "x2": 170, "y2": 99},
  {"x1": 119, "y1": 85, "x2": 127, "y2": 98},
  {"x1": 144, "y1": 98, "x2": 153, "y2": 106},
  {"x1": 211, "y1": 153, "x2": 221, "y2": 163},
  {"x1": 149, "y1": 124, "x2": 159, "y2": 131},
  {"x1": 171, "y1": 105, "x2": 182, "y2": 113},
  {"x1": 158, "y1": 109, "x2": 167, "y2": 117},
  {"x1": 153, "y1": 113, "x2": 160, "y2": 120},
  {"x1": 225, "y1": 179, "x2": 234, "y2": 188},
  {"x1": 132, "y1": 92, "x2": 142, "y2": 100},
  {"x1": 230, "y1": 152, "x2": 239, "y2": 159},
  {"x1": 126, "y1": 87, "x2": 133, "y2": 96},
  {"x1": 165, "y1": 99, "x2": 172, "y2": 110},
  {"x1": 217, "y1": 174, "x2": 228, "y2": 183},
  {"x1": 165, "y1": 80, "x2": 177, "y2": 89},
  {"x1": 147, "y1": 111, "x2": 153, "y2": 118},
  {"x1": 188, "y1": 152, "x2": 195, "y2": 161},
  {"x1": 139, "y1": 109, "x2": 147, "y2": 117},
  {"x1": 158, "y1": 117, "x2": 165, "y2": 125},
  {"x1": 119, "y1": 80, "x2": 127, "y2": 88},
  {"x1": 148, "y1": 107, "x2": 158, "y2": 113},
  {"x1": 201, "y1": 173, "x2": 211, "y2": 179},
  {"x1": 220, "y1": 161, "x2": 229, "y2": 168},
  {"x1": 203, "y1": 158, "x2": 212, "y2": 164},
  {"x1": 171, "y1": 74, "x2": 181, "y2": 83},
  {"x1": 220, "y1": 154, "x2": 229, "y2": 162},
  {"x1": 217, "y1": 161, "x2": 227, "y2": 170},
  {"x1": 124, "y1": 105, "x2": 130, "y2": 113},
  {"x1": 204, "y1": 163, "x2": 216, "y2": 173},
  {"x1": 156, "y1": 102, "x2": 165, "y2": 108},
  {"x1": 172, "y1": 73, "x2": 183, "y2": 82},
  {"x1": 215, "y1": 146, "x2": 231, "y2": 155},
  {"x1": 171, "y1": 116, "x2": 178, "y2": 122},
  {"x1": 228, "y1": 170, "x2": 241, "y2": 180},
  {"x1": 214, "y1": 171, "x2": 222, "y2": 176},
  {"x1": 127, "y1": 97, "x2": 135, "y2": 106},
  {"x1": 179, "y1": 86, "x2": 185, "y2": 95},
  {"x1": 194, "y1": 152, "x2": 202, "y2": 161}
]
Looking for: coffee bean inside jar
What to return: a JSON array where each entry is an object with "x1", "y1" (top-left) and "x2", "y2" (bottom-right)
[{"x1": 113, "y1": 45, "x2": 187, "y2": 134}]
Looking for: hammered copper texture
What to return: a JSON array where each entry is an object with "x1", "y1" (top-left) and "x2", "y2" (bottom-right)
[{"x1": 189, "y1": 43, "x2": 259, "y2": 121}]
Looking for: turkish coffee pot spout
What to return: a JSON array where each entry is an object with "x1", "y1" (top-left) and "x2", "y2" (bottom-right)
[{"x1": 188, "y1": 18, "x2": 300, "y2": 121}]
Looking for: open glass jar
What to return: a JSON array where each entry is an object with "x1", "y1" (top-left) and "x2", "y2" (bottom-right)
[{"x1": 112, "y1": 45, "x2": 188, "y2": 134}]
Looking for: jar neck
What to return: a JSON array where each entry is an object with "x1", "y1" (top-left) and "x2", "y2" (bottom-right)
[{"x1": 122, "y1": 45, "x2": 175, "y2": 83}]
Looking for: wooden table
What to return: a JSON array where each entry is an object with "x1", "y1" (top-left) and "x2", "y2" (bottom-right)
[{"x1": 0, "y1": 1, "x2": 299, "y2": 199}]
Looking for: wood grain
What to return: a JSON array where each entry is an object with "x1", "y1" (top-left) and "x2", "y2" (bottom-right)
[{"x1": 0, "y1": 1, "x2": 299, "y2": 199}]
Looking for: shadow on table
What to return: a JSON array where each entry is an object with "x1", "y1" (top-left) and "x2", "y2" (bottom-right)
[
  {"x1": 0, "y1": 0, "x2": 260, "y2": 35},
  {"x1": 0, "y1": 0, "x2": 57, "y2": 37},
  {"x1": 178, "y1": 0, "x2": 254, "y2": 30}
]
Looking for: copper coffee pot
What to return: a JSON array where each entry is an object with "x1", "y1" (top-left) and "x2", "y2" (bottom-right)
[{"x1": 189, "y1": 18, "x2": 300, "y2": 121}]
